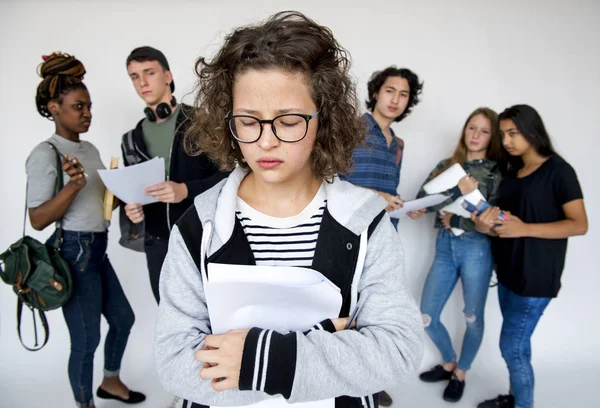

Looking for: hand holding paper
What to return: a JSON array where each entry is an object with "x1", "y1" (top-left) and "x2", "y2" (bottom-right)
[
  {"x1": 205, "y1": 263, "x2": 342, "y2": 334},
  {"x1": 423, "y1": 163, "x2": 485, "y2": 219},
  {"x1": 97, "y1": 157, "x2": 165, "y2": 205},
  {"x1": 423, "y1": 163, "x2": 486, "y2": 235},
  {"x1": 197, "y1": 329, "x2": 248, "y2": 391},
  {"x1": 388, "y1": 193, "x2": 448, "y2": 219},
  {"x1": 145, "y1": 180, "x2": 188, "y2": 204}
]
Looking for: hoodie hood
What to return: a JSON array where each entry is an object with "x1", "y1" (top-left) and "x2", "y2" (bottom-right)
[{"x1": 193, "y1": 167, "x2": 387, "y2": 256}]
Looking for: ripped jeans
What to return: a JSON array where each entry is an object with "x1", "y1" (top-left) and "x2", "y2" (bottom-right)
[
  {"x1": 420, "y1": 228, "x2": 493, "y2": 371},
  {"x1": 49, "y1": 230, "x2": 135, "y2": 408}
]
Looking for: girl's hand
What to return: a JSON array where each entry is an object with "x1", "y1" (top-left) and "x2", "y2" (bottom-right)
[
  {"x1": 331, "y1": 317, "x2": 357, "y2": 331},
  {"x1": 494, "y1": 215, "x2": 529, "y2": 238},
  {"x1": 440, "y1": 212, "x2": 453, "y2": 229},
  {"x1": 471, "y1": 207, "x2": 501, "y2": 234},
  {"x1": 196, "y1": 329, "x2": 250, "y2": 391},
  {"x1": 408, "y1": 208, "x2": 426, "y2": 220},
  {"x1": 63, "y1": 155, "x2": 86, "y2": 190},
  {"x1": 458, "y1": 174, "x2": 479, "y2": 195}
]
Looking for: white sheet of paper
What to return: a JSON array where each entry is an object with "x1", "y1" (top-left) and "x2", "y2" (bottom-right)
[
  {"x1": 423, "y1": 163, "x2": 486, "y2": 235},
  {"x1": 234, "y1": 398, "x2": 332, "y2": 408},
  {"x1": 208, "y1": 263, "x2": 337, "y2": 287},
  {"x1": 205, "y1": 263, "x2": 340, "y2": 408},
  {"x1": 205, "y1": 263, "x2": 342, "y2": 334},
  {"x1": 97, "y1": 157, "x2": 165, "y2": 205},
  {"x1": 388, "y1": 193, "x2": 448, "y2": 219}
]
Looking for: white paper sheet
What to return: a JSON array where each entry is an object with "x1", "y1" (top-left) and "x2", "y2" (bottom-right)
[
  {"x1": 205, "y1": 263, "x2": 342, "y2": 335},
  {"x1": 97, "y1": 157, "x2": 165, "y2": 205},
  {"x1": 388, "y1": 193, "x2": 449, "y2": 219},
  {"x1": 205, "y1": 263, "x2": 340, "y2": 408},
  {"x1": 422, "y1": 163, "x2": 486, "y2": 235}
]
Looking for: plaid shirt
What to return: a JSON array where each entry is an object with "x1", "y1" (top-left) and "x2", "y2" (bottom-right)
[{"x1": 341, "y1": 113, "x2": 404, "y2": 197}]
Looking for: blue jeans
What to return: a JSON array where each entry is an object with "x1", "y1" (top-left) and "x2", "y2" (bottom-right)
[
  {"x1": 420, "y1": 228, "x2": 493, "y2": 371},
  {"x1": 498, "y1": 284, "x2": 551, "y2": 408},
  {"x1": 50, "y1": 230, "x2": 135, "y2": 408}
]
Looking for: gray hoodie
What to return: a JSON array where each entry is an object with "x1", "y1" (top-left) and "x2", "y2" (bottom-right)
[{"x1": 154, "y1": 167, "x2": 423, "y2": 407}]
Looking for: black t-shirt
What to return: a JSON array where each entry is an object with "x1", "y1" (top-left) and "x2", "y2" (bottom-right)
[{"x1": 492, "y1": 155, "x2": 583, "y2": 298}]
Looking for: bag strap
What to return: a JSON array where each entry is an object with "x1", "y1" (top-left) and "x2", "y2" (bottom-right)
[
  {"x1": 16, "y1": 298, "x2": 49, "y2": 351},
  {"x1": 23, "y1": 142, "x2": 64, "y2": 247},
  {"x1": 46, "y1": 142, "x2": 65, "y2": 247},
  {"x1": 122, "y1": 130, "x2": 142, "y2": 165}
]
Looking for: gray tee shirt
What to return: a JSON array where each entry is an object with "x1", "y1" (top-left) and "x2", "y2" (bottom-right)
[{"x1": 26, "y1": 134, "x2": 109, "y2": 232}]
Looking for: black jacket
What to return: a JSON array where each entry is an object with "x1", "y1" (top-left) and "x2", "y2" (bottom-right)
[{"x1": 121, "y1": 104, "x2": 229, "y2": 240}]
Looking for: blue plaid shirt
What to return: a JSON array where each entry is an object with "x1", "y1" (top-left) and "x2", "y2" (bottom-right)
[{"x1": 341, "y1": 113, "x2": 404, "y2": 197}]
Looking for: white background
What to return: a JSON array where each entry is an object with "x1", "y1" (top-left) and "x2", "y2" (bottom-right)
[{"x1": 1, "y1": 1, "x2": 598, "y2": 407}]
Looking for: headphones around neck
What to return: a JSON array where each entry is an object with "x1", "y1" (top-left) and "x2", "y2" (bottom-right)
[{"x1": 144, "y1": 96, "x2": 177, "y2": 122}]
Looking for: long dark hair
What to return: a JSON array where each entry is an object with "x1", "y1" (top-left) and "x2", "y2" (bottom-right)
[{"x1": 498, "y1": 104, "x2": 557, "y2": 174}]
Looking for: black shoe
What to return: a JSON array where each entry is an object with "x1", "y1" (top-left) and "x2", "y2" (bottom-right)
[
  {"x1": 477, "y1": 394, "x2": 515, "y2": 408},
  {"x1": 96, "y1": 387, "x2": 146, "y2": 404},
  {"x1": 419, "y1": 365, "x2": 453, "y2": 383},
  {"x1": 442, "y1": 375, "x2": 465, "y2": 402},
  {"x1": 378, "y1": 390, "x2": 393, "y2": 407}
]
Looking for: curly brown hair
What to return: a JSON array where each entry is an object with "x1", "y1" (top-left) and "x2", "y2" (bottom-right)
[{"x1": 185, "y1": 11, "x2": 364, "y2": 180}]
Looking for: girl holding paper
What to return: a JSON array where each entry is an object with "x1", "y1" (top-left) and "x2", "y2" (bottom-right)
[
  {"x1": 154, "y1": 11, "x2": 423, "y2": 408},
  {"x1": 474, "y1": 105, "x2": 588, "y2": 408},
  {"x1": 412, "y1": 107, "x2": 503, "y2": 402},
  {"x1": 27, "y1": 53, "x2": 144, "y2": 407}
]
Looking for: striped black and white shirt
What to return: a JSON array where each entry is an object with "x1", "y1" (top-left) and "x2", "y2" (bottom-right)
[{"x1": 236, "y1": 185, "x2": 326, "y2": 268}]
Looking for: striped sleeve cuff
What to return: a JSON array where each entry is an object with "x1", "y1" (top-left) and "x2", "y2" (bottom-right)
[
  {"x1": 239, "y1": 328, "x2": 297, "y2": 398},
  {"x1": 303, "y1": 319, "x2": 336, "y2": 335}
]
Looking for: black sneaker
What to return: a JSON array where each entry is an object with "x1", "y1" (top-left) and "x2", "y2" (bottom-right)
[
  {"x1": 378, "y1": 390, "x2": 393, "y2": 407},
  {"x1": 419, "y1": 365, "x2": 453, "y2": 383},
  {"x1": 477, "y1": 394, "x2": 515, "y2": 408},
  {"x1": 442, "y1": 375, "x2": 465, "y2": 402}
]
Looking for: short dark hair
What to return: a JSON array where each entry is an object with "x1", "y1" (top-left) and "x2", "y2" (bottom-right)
[
  {"x1": 365, "y1": 66, "x2": 423, "y2": 122},
  {"x1": 126, "y1": 46, "x2": 175, "y2": 92},
  {"x1": 35, "y1": 53, "x2": 87, "y2": 120},
  {"x1": 185, "y1": 11, "x2": 364, "y2": 180}
]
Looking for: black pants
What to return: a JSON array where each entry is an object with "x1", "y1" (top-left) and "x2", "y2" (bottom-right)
[{"x1": 144, "y1": 234, "x2": 169, "y2": 303}]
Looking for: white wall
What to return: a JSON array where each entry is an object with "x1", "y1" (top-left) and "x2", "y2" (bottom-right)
[{"x1": 1, "y1": 1, "x2": 598, "y2": 407}]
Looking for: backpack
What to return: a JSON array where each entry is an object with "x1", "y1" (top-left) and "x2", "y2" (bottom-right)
[{"x1": 0, "y1": 142, "x2": 73, "y2": 351}]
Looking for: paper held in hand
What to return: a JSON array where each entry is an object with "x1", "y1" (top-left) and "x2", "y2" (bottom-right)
[
  {"x1": 204, "y1": 263, "x2": 341, "y2": 408},
  {"x1": 205, "y1": 263, "x2": 342, "y2": 334},
  {"x1": 97, "y1": 157, "x2": 165, "y2": 205},
  {"x1": 423, "y1": 163, "x2": 486, "y2": 235},
  {"x1": 388, "y1": 193, "x2": 448, "y2": 219}
]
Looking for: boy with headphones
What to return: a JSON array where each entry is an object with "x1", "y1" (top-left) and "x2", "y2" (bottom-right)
[{"x1": 121, "y1": 46, "x2": 228, "y2": 304}]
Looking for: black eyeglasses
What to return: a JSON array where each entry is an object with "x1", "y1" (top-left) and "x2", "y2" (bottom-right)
[{"x1": 225, "y1": 111, "x2": 319, "y2": 143}]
